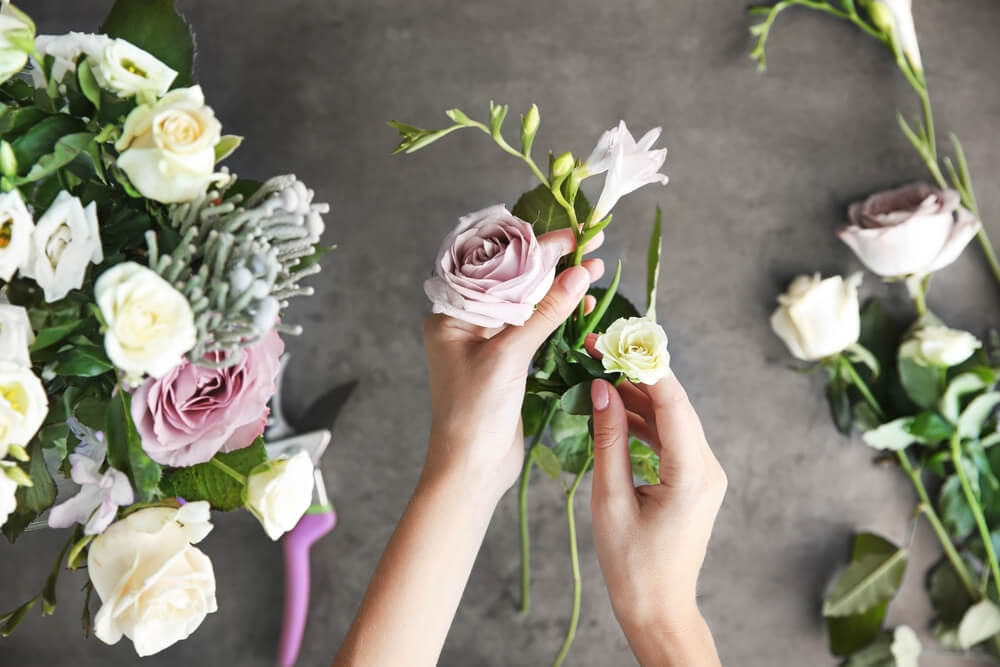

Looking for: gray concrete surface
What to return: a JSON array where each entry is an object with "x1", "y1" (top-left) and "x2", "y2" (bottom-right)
[{"x1": 4, "y1": 0, "x2": 1000, "y2": 665}]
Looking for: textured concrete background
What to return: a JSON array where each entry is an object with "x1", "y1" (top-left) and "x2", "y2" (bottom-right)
[{"x1": 3, "y1": 1, "x2": 1000, "y2": 665}]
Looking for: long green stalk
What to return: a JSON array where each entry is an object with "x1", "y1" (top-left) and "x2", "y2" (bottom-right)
[
  {"x1": 950, "y1": 434, "x2": 1000, "y2": 593},
  {"x1": 552, "y1": 456, "x2": 591, "y2": 667},
  {"x1": 519, "y1": 400, "x2": 560, "y2": 614}
]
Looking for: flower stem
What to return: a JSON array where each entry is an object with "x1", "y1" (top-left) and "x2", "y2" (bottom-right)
[
  {"x1": 519, "y1": 400, "x2": 560, "y2": 614},
  {"x1": 840, "y1": 356, "x2": 885, "y2": 421},
  {"x1": 950, "y1": 433, "x2": 1000, "y2": 593},
  {"x1": 552, "y1": 456, "x2": 591, "y2": 667},
  {"x1": 209, "y1": 457, "x2": 248, "y2": 485}
]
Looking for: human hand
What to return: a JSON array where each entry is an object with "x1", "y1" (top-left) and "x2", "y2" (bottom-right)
[
  {"x1": 586, "y1": 340, "x2": 726, "y2": 666},
  {"x1": 421, "y1": 230, "x2": 604, "y2": 503}
]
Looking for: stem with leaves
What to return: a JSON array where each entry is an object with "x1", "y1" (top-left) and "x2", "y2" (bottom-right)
[
  {"x1": 519, "y1": 399, "x2": 560, "y2": 614},
  {"x1": 552, "y1": 454, "x2": 592, "y2": 667},
  {"x1": 950, "y1": 433, "x2": 1000, "y2": 593}
]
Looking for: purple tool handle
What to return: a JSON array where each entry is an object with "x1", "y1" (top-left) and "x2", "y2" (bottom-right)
[{"x1": 279, "y1": 510, "x2": 337, "y2": 667}]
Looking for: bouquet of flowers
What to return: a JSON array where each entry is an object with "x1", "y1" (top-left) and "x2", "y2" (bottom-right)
[
  {"x1": 751, "y1": 0, "x2": 1000, "y2": 663},
  {"x1": 391, "y1": 104, "x2": 670, "y2": 665},
  {"x1": 0, "y1": 0, "x2": 330, "y2": 656}
]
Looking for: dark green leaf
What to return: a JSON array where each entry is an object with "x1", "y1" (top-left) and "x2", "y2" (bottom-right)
[
  {"x1": 898, "y1": 357, "x2": 941, "y2": 411},
  {"x1": 928, "y1": 558, "x2": 975, "y2": 626},
  {"x1": 1, "y1": 440, "x2": 56, "y2": 543},
  {"x1": 511, "y1": 184, "x2": 591, "y2": 236},
  {"x1": 530, "y1": 444, "x2": 562, "y2": 480},
  {"x1": 560, "y1": 381, "x2": 593, "y2": 416},
  {"x1": 521, "y1": 394, "x2": 548, "y2": 438},
  {"x1": 11, "y1": 115, "x2": 85, "y2": 171},
  {"x1": 939, "y1": 475, "x2": 975, "y2": 539},
  {"x1": 576, "y1": 260, "x2": 622, "y2": 346},
  {"x1": 827, "y1": 372, "x2": 853, "y2": 436},
  {"x1": 30, "y1": 320, "x2": 83, "y2": 352},
  {"x1": 551, "y1": 409, "x2": 589, "y2": 444},
  {"x1": 105, "y1": 389, "x2": 161, "y2": 502},
  {"x1": 823, "y1": 537, "x2": 907, "y2": 617},
  {"x1": 10, "y1": 132, "x2": 94, "y2": 186},
  {"x1": 0, "y1": 595, "x2": 39, "y2": 637},
  {"x1": 525, "y1": 375, "x2": 566, "y2": 400},
  {"x1": 160, "y1": 438, "x2": 267, "y2": 511},
  {"x1": 908, "y1": 412, "x2": 953, "y2": 444},
  {"x1": 629, "y1": 439, "x2": 660, "y2": 485},
  {"x1": 552, "y1": 432, "x2": 592, "y2": 476},
  {"x1": 53, "y1": 345, "x2": 114, "y2": 378},
  {"x1": 587, "y1": 288, "x2": 640, "y2": 336},
  {"x1": 99, "y1": 0, "x2": 196, "y2": 88},
  {"x1": 77, "y1": 60, "x2": 101, "y2": 110},
  {"x1": 0, "y1": 105, "x2": 48, "y2": 137},
  {"x1": 827, "y1": 532, "x2": 901, "y2": 656}
]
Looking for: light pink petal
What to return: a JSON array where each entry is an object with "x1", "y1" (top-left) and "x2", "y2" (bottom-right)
[{"x1": 927, "y1": 208, "x2": 982, "y2": 272}]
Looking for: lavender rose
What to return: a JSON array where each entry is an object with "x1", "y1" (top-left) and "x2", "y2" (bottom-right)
[
  {"x1": 838, "y1": 183, "x2": 981, "y2": 277},
  {"x1": 424, "y1": 205, "x2": 563, "y2": 328},
  {"x1": 130, "y1": 330, "x2": 284, "y2": 467}
]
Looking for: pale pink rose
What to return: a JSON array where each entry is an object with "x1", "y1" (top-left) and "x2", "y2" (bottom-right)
[
  {"x1": 424, "y1": 204, "x2": 563, "y2": 328},
  {"x1": 130, "y1": 330, "x2": 284, "y2": 467},
  {"x1": 838, "y1": 183, "x2": 981, "y2": 277}
]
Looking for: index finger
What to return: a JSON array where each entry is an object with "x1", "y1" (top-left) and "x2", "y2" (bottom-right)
[
  {"x1": 537, "y1": 228, "x2": 605, "y2": 258},
  {"x1": 637, "y1": 372, "x2": 708, "y2": 482}
]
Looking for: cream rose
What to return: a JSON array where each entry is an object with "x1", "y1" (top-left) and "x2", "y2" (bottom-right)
[
  {"x1": 0, "y1": 189, "x2": 35, "y2": 282},
  {"x1": 0, "y1": 464, "x2": 17, "y2": 528},
  {"x1": 91, "y1": 38, "x2": 177, "y2": 98},
  {"x1": 839, "y1": 184, "x2": 980, "y2": 277},
  {"x1": 771, "y1": 273, "x2": 862, "y2": 361},
  {"x1": 95, "y1": 262, "x2": 196, "y2": 382},
  {"x1": 115, "y1": 85, "x2": 222, "y2": 203},
  {"x1": 20, "y1": 190, "x2": 103, "y2": 303},
  {"x1": 245, "y1": 450, "x2": 315, "y2": 540},
  {"x1": 0, "y1": 302, "x2": 33, "y2": 367},
  {"x1": 0, "y1": 361, "x2": 48, "y2": 458},
  {"x1": 595, "y1": 316, "x2": 671, "y2": 385},
  {"x1": 88, "y1": 502, "x2": 217, "y2": 657},
  {"x1": 900, "y1": 326, "x2": 981, "y2": 367},
  {"x1": 0, "y1": 4, "x2": 35, "y2": 84}
]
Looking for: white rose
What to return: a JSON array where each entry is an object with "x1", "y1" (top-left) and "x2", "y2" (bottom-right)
[
  {"x1": 771, "y1": 273, "x2": 862, "y2": 361},
  {"x1": 95, "y1": 262, "x2": 196, "y2": 382},
  {"x1": 32, "y1": 31, "x2": 111, "y2": 86},
  {"x1": 901, "y1": 326, "x2": 981, "y2": 367},
  {"x1": 115, "y1": 85, "x2": 222, "y2": 203},
  {"x1": 88, "y1": 502, "x2": 217, "y2": 657},
  {"x1": 0, "y1": 4, "x2": 33, "y2": 83},
  {"x1": 0, "y1": 189, "x2": 35, "y2": 282},
  {"x1": 91, "y1": 38, "x2": 177, "y2": 98},
  {"x1": 20, "y1": 190, "x2": 103, "y2": 303},
  {"x1": 0, "y1": 302, "x2": 33, "y2": 367},
  {"x1": 0, "y1": 361, "x2": 48, "y2": 459},
  {"x1": 0, "y1": 465, "x2": 17, "y2": 528},
  {"x1": 595, "y1": 316, "x2": 671, "y2": 385},
  {"x1": 245, "y1": 450, "x2": 315, "y2": 540}
]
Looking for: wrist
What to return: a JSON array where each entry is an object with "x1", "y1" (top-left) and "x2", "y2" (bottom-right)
[
  {"x1": 417, "y1": 445, "x2": 505, "y2": 514},
  {"x1": 619, "y1": 604, "x2": 718, "y2": 667}
]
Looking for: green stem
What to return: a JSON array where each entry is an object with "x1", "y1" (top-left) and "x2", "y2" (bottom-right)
[
  {"x1": 950, "y1": 434, "x2": 1000, "y2": 593},
  {"x1": 471, "y1": 123, "x2": 550, "y2": 187},
  {"x1": 209, "y1": 457, "x2": 248, "y2": 485},
  {"x1": 840, "y1": 356, "x2": 885, "y2": 421},
  {"x1": 552, "y1": 456, "x2": 591, "y2": 667},
  {"x1": 519, "y1": 400, "x2": 560, "y2": 614}
]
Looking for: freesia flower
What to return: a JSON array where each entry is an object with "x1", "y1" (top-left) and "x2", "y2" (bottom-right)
[
  {"x1": 20, "y1": 190, "x2": 103, "y2": 302},
  {"x1": 0, "y1": 189, "x2": 35, "y2": 282},
  {"x1": 771, "y1": 273, "x2": 862, "y2": 361},
  {"x1": 115, "y1": 85, "x2": 223, "y2": 203},
  {"x1": 839, "y1": 184, "x2": 980, "y2": 278},
  {"x1": 90, "y1": 38, "x2": 177, "y2": 98},
  {"x1": 900, "y1": 326, "x2": 981, "y2": 368},
  {"x1": 245, "y1": 450, "x2": 314, "y2": 540},
  {"x1": 595, "y1": 316, "x2": 671, "y2": 385},
  {"x1": 582, "y1": 121, "x2": 669, "y2": 221},
  {"x1": 0, "y1": 360, "x2": 48, "y2": 458},
  {"x1": 47, "y1": 419, "x2": 134, "y2": 535},
  {"x1": 0, "y1": 302, "x2": 33, "y2": 367},
  {"x1": 88, "y1": 502, "x2": 217, "y2": 656},
  {"x1": 95, "y1": 262, "x2": 197, "y2": 383},
  {"x1": 868, "y1": 0, "x2": 922, "y2": 73},
  {"x1": 424, "y1": 205, "x2": 563, "y2": 328}
]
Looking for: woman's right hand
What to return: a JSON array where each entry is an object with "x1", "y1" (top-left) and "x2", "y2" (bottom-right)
[{"x1": 587, "y1": 352, "x2": 726, "y2": 666}]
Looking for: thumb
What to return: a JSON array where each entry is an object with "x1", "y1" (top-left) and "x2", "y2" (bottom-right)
[
  {"x1": 590, "y1": 379, "x2": 637, "y2": 512},
  {"x1": 499, "y1": 265, "x2": 590, "y2": 357}
]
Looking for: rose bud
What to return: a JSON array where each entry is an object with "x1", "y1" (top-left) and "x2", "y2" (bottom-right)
[{"x1": 771, "y1": 273, "x2": 862, "y2": 361}]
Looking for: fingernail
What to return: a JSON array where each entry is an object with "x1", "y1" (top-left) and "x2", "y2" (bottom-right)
[
  {"x1": 559, "y1": 266, "x2": 589, "y2": 294},
  {"x1": 591, "y1": 380, "x2": 610, "y2": 411}
]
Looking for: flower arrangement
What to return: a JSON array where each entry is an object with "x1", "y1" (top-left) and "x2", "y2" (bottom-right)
[
  {"x1": 0, "y1": 0, "x2": 330, "y2": 656},
  {"x1": 751, "y1": 0, "x2": 1000, "y2": 663},
  {"x1": 391, "y1": 105, "x2": 671, "y2": 664}
]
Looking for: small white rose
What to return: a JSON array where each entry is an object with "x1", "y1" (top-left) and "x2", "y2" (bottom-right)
[
  {"x1": 95, "y1": 262, "x2": 196, "y2": 382},
  {"x1": 0, "y1": 4, "x2": 35, "y2": 84},
  {"x1": 0, "y1": 189, "x2": 35, "y2": 282},
  {"x1": 900, "y1": 326, "x2": 981, "y2": 368},
  {"x1": 90, "y1": 38, "x2": 177, "y2": 98},
  {"x1": 88, "y1": 502, "x2": 217, "y2": 657},
  {"x1": 115, "y1": 85, "x2": 223, "y2": 203},
  {"x1": 20, "y1": 190, "x2": 103, "y2": 303},
  {"x1": 0, "y1": 464, "x2": 17, "y2": 528},
  {"x1": 771, "y1": 273, "x2": 863, "y2": 361},
  {"x1": 0, "y1": 360, "x2": 48, "y2": 459},
  {"x1": 245, "y1": 450, "x2": 315, "y2": 540},
  {"x1": 0, "y1": 302, "x2": 34, "y2": 367},
  {"x1": 32, "y1": 31, "x2": 111, "y2": 86},
  {"x1": 595, "y1": 316, "x2": 671, "y2": 385}
]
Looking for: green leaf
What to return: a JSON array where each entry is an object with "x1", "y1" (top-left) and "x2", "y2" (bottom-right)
[
  {"x1": 213, "y1": 134, "x2": 242, "y2": 163},
  {"x1": 77, "y1": 61, "x2": 101, "y2": 110},
  {"x1": 862, "y1": 418, "x2": 914, "y2": 451},
  {"x1": 511, "y1": 184, "x2": 591, "y2": 236},
  {"x1": 939, "y1": 475, "x2": 975, "y2": 539},
  {"x1": 105, "y1": 389, "x2": 161, "y2": 502},
  {"x1": 645, "y1": 206, "x2": 662, "y2": 320},
  {"x1": 530, "y1": 444, "x2": 562, "y2": 480},
  {"x1": 521, "y1": 394, "x2": 548, "y2": 438},
  {"x1": 845, "y1": 343, "x2": 880, "y2": 380},
  {"x1": 1, "y1": 440, "x2": 57, "y2": 543},
  {"x1": 629, "y1": 439, "x2": 660, "y2": 484},
  {"x1": 160, "y1": 438, "x2": 266, "y2": 511},
  {"x1": 0, "y1": 595, "x2": 39, "y2": 638},
  {"x1": 907, "y1": 412, "x2": 953, "y2": 444},
  {"x1": 551, "y1": 408, "x2": 589, "y2": 444},
  {"x1": 99, "y1": 0, "x2": 196, "y2": 88},
  {"x1": 898, "y1": 356, "x2": 941, "y2": 411},
  {"x1": 53, "y1": 345, "x2": 114, "y2": 378},
  {"x1": 9, "y1": 132, "x2": 94, "y2": 186},
  {"x1": 826, "y1": 533, "x2": 900, "y2": 656},
  {"x1": 587, "y1": 287, "x2": 640, "y2": 337},
  {"x1": 560, "y1": 382, "x2": 593, "y2": 416},
  {"x1": 30, "y1": 320, "x2": 83, "y2": 352},
  {"x1": 0, "y1": 105, "x2": 48, "y2": 137},
  {"x1": 959, "y1": 391, "x2": 1000, "y2": 439},
  {"x1": 827, "y1": 371, "x2": 853, "y2": 436},
  {"x1": 957, "y1": 600, "x2": 1000, "y2": 649},
  {"x1": 823, "y1": 547, "x2": 907, "y2": 617},
  {"x1": 552, "y1": 431, "x2": 592, "y2": 476},
  {"x1": 11, "y1": 115, "x2": 85, "y2": 171},
  {"x1": 928, "y1": 557, "x2": 975, "y2": 625},
  {"x1": 942, "y1": 371, "x2": 994, "y2": 424}
]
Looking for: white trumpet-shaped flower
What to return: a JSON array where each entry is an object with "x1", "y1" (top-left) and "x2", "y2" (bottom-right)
[{"x1": 582, "y1": 121, "x2": 668, "y2": 221}]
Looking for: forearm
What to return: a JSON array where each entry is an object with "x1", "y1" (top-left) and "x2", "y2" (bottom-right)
[
  {"x1": 332, "y1": 463, "x2": 496, "y2": 667},
  {"x1": 621, "y1": 608, "x2": 721, "y2": 667}
]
